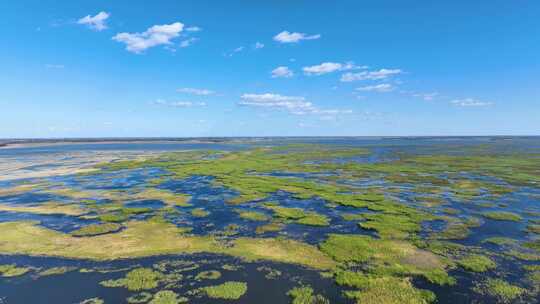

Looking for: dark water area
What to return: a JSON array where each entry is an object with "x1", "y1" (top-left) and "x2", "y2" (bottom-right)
[{"x1": 0, "y1": 254, "x2": 347, "y2": 304}]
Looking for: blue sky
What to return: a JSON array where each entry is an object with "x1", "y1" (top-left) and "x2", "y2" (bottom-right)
[{"x1": 1, "y1": 0, "x2": 539, "y2": 137}]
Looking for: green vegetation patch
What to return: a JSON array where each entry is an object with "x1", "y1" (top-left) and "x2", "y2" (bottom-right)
[
  {"x1": 474, "y1": 278, "x2": 525, "y2": 303},
  {"x1": 71, "y1": 223, "x2": 122, "y2": 237},
  {"x1": 201, "y1": 281, "x2": 247, "y2": 300},
  {"x1": 191, "y1": 208, "x2": 209, "y2": 217},
  {"x1": 457, "y1": 254, "x2": 496, "y2": 272},
  {"x1": 287, "y1": 286, "x2": 329, "y2": 304},
  {"x1": 342, "y1": 274, "x2": 435, "y2": 304},
  {"x1": 101, "y1": 268, "x2": 163, "y2": 291},
  {"x1": 0, "y1": 221, "x2": 335, "y2": 269},
  {"x1": 265, "y1": 205, "x2": 330, "y2": 226},
  {"x1": 527, "y1": 224, "x2": 540, "y2": 234},
  {"x1": 0, "y1": 264, "x2": 31, "y2": 277},
  {"x1": 38, "y1": 266, "x2": 77, "y2": 277},
  {"x1": 320, "y1": 234, "x2": 449, "y2": 283},
  {"x1": 195, "y1": 270, "x2": 221, "y2": 280},
  {"x1": 127, "y1": 292, "x2": 153, "y2": 303},
  {"x1": 149, "y1": 290, "x2": 187, "y2": 304},
  {"x1": 482, "y1": 211, "x2": 522, "y2": 222},
  {"x1": 255, "y1": 221, "x2": 284, "y2": 234},
  {"x1": 235, "y1": 209, "x2": 269, "y2": 221}
]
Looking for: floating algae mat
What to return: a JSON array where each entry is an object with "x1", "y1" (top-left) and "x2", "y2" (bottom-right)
[{"x1": 0, "y1": 138, "x2": 539, "y2": 303}]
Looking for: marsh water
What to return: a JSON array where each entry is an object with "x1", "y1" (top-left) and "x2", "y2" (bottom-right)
[{"x1": 0, "y1": 137, "x2": 539, "y2": 303}]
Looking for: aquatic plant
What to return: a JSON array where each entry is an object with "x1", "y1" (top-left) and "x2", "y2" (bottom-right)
[
  {"x1": 256, "y1": 266, "x2": 282, "y2": 279},
  {"x1": 297, "y1": 212, "x2": 330, "y2": 226},
  {"x1": 343, "y1": 275, "x2": 436, "y2": 304},
  {"x1": 457, "y1": 254, "x2": 496, "y2": 272},
  {"x1": 71, "y1": 223, "x2": 122, "y2": 237},
  {"x1": 149, "y1": 290, "x2": 188, "y2": 304},
  {"x1": 0, "y1": 264, "x2": 31, "y2": 277},
  {"x1": 195, "y1": 270, "x2": 221, "y2": 280},
  {"x1": 38, "y1": 266, "x2": 77, "y2": 277},
  {"x1": 201, "y1": 281, "x2": 247, "y2": 299},
  {"x1": 101, "y1": 268, "x2": 163, "y2": 291},
  {"x1": 527, "y1": 224, "x2": 540, "y2": 234},
  {"x1": 191, "y1": 208, "x2": 209, "y2": 217},
  {"x1": 287, "y1": 286, "x2": 329, "y2": 304},
  {"x1": 482, "y1": 211, "x2": 522, "y2": 222},
  {"x1": 235, "y1": 209, "x2": 269, "y2": 221},
  {"x1": 474, "y1": 278, "x2": 525, "y2": 303},
  {"x1": 482, "y1": 237, "x2": 516, "y2": 246},
  {"x1": 127, "y1": 292, "x2": 153, "y2": 303},
  {"x1": 255, "y1": 221, "x2": 284, "y2": 234}
]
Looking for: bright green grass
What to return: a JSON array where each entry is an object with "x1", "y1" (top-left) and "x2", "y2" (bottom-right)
[
  {"x1": 474, "y1": 278, "x2": 525, "y2": 303},
  {"x1": 201, "y1": 281, "x2": 247, "y2": 299},
  {"x1": 457, "y1": 254, "x2": 496, "y2": 272},
  {"x1": 0, "y1": 264, "x2": 31, "y2": 277},
  {"x1": 71, "y1": 223, "x2": 122, "y2": 237},
  {"x1": 149, "y1": 290, "x2": 187, "y2": 304},
  {"x1": 287, "y1": 286, "x2": 329, "y2": 304}
]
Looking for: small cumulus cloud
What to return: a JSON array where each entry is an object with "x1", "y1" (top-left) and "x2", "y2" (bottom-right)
[
  {"x1": 77, "y1": 11, "x2": 110, "y2": 31},
  {"x1": 341, "y1": 68, "x2": 402, "y2": 82},
  {"x1": 254, "y1": 42, "x2": 265, "y2": 49},
  {"x1": 303, "y1": 62, "x2": 364, "y2": 76},
  {"x1": 177, "y1": 88, "x2": 215, "y2": 96},
  {"x1": 113, "y1": 22, "x2": 184, "y2": 54},
  {"x1": 273, "y1": 31, "x2": 321, "y2": 43},
  {"x1": 451, "y1": 98, "x2": 493, "y2": 107},
  {"x1": 356, "y1": 83, "x2": 394, "y2": 93},
  {"x1": 271, "y1": 66, "x2": 294, "y2": 78}
]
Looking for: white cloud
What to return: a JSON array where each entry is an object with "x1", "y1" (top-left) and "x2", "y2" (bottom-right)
[
  {"x1": 78, "y1": 11, "x2": 110, "y2": 31},
  {"x1": 254, "y1": 42, "x2": 265, "y2": 49},
  {"x1": 153, "y1": 99, "x2": 206, "y2": 107},
  {"x1": 180, "y1": 37, "x2": 198, "y2": 48},
  {"x1": 185, "y1": 26, "x2": 202, "y2": 32},
  {"x1": 356, "y1": 83, "x2": 394, "y2": 92},
  {"x1": 113, "y1": 22, "x2": 184, "y2": 54},
  {"x1": 302, "y1": 62, "x2": 363, "y2": 76},
  {"x1": 451, "y1": 98, "x2": 493, "y2": 107},
  {"x1": 177, "y1": 88, "x2": 215, "y2": 96},
  {"x1": 271, "y1": 66, "x2": 294, "y2": 78},
  {"x1": 239, "y1": 93, "x2": 352, "y2": 116},
  {"x1": 273, "y1": 31, "x2": 321, "y2": 43},
  {"x1": 341, "y1": 68, "x2": 402, "y2": 82}
]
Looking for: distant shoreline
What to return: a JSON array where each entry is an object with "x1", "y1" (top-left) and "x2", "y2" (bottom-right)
[{"x1": 0, "y1": 136, "x2": 538, "y2": 150}]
